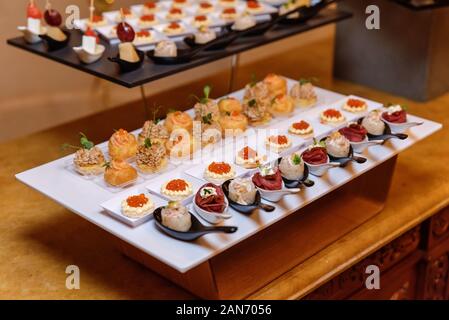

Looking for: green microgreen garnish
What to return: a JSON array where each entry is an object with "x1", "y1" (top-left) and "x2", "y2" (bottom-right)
[
  {"x1": 80, "y1": 132, "x2": 94, "y2": 150},
  {"x1": 61, "y1": 132, "x2": 94, "y2": 151},
  {"x1": 202, "y1": 113, "x2": 213, "y2": 125},
  {"x1": 299, "y1": 77, "x2": 318, "y2": 85},
  {"x1": 292, "y1": 153, "x2": 302, "y2": 165},
  {"x1": 250, "y1": 73, "x2": 258, "y2": 87},
  {"x1": 144, "y1": 138, "x2": 152, "y2": 148},
  {"x1": 248, "y1": 99, "x2": 257, "y2": 107},
  {"x1": 201, "y1": 85, "x2": 211, "y2": 104},
  {"x1": 225, "y1": 111, "x2": 231, "y2": 116}
]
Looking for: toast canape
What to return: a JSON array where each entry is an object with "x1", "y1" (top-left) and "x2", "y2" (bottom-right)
[
  {"x1": 320, "y1": 108, "x2": 346, "y2": 126},
  {"x1": 343, "y1": 98, "x2": 368, "y2": 113},
  {"x1": 289, "y1": 79, "x2": 318, "y2": 108},
  {"x1": 136, "y1": 138, "x2": 168, "y2": 174},
  {"x1": 265, "y1": 135, "x2": 292, "y2": 153},
  {"x1": 288, "y1": 120, "x2": 314, "y2": 138},
  {"x1": 121, "y1": 194, "x2": 155, "y2": 219},
  {"x1": 138, "y1": 14, "x2": 158, "y2": 28},
  {"x1": 235, "y1": 146, "x2": 267, "y2": 169},
  {"x1": 204, "y1": 161, "x2": 236, "y2": 184},
  {"x1": 197, "y1": 1, "x2": 214, "y2": 14},
  {"x1": 161, "y1": 179, "x2": 193, "y2": 201}
]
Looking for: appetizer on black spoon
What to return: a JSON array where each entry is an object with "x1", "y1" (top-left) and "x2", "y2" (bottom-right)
[
  {"x1": 39, "y1": 0, "x2": 70, "y2": 51},
  {"x1": 359, "y1": 110, "x2": 408, "y2": 142},
  {"x1": 277, "y1": 152, "x2": 314, "y2": 189},
  {"x1": 108, "y1": 9, "x2": 145, "y2": 73},
  {"x1": 222, "y1": 178, "x2": 275, "y2": 214},
  {"x1": 148, "y1": 30, "x2": 224, "y2": 64},
  {"x1": 321, "y1": 132, "x2": 367, "y2": 167},
  {"x1": 277, "y1": 0, "x2": 336, "y2": 25},
  {"x1": 184, "y1": 28, "x2": 238, "y2": 51},
  {"x1": 153, "y1": 201, "x2": 237, "y2": 241}
]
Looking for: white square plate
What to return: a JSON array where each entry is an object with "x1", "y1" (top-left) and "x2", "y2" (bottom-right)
[
  {"x1": 152, "y1": 22, "x2": 196, "y2": 37},
  {"x1": 184, "y1": 160, "x2": 249, "y2": 184},
  {"x1": 101, "y1": 188, "x2": 167, "y2": 227},
  {"x1": 146, "y1": 173, "x2": 204, "y2": 204}
]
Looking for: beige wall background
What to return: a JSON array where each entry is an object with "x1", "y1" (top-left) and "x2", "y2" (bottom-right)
[{"x1": 1, "y1": 0, "x2": 334, "y2": 143}]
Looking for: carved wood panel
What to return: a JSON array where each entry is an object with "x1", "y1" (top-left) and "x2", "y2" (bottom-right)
[
  {"x1": 420, "y1": 252, "x2": 449, "y2": 300},
  {"x1": 427, "y1": 207, "x2": 449, "y2": 249},
  {"x1": 305, "y1": 226, "x2": 421, "y2": 300}
]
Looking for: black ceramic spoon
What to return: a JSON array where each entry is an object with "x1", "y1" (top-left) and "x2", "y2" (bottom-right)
[
  {"x1": 226, "y1": 12, "x2": 279, "y2": 37},
  {"x1": 358, "y1": 118, "x2": 409, "y2": 142},
  {"x1": 153, "y1": 207, "x2": 237, "y2": 241},
  {"x1": 276, "y1": 158, "x2": 315, "y2": 188},
  {"x1": 184, "y1": 30, "x2": 239, "y2": 50},
  {"x1": 222, "y1": 179, "x2": 275, "y2": 215},
  {"x1": 320, "y1": 138, "x2": 367, "y2": 168},
  {"x1": 39, "y1": 30, "x2": 71, "y2": 51},
  {"x1": 148, "y1": 35, "x2": 227, "y2": 64},
  {"x1": 108, "y1": 49, "x2": 145, "y2": 73},
  {"x1": 277, "y1": 0, "x2": 337, "y2": 25}
]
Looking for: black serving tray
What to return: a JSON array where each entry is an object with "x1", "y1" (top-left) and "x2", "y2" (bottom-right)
[
  {"x1": 7, "y1": 8, "x2": 352, "y2": 88},
  {"x1": 392, "y1": 0, "x2": 449, "y2": 10}
]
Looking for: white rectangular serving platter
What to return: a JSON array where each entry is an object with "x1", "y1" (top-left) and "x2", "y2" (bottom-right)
[{"x1": 16, "y1": 79, "x2": 442, "y2": 273}]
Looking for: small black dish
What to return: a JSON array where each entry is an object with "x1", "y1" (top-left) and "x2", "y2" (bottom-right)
[
  {"x1": 39, "y1": 30, "x2": 71, "y2": 51},
  {"x1": 276, "y1": 157, "x2": 315, "y2": 188},
  {"x1": 320, "y1": 138, "x2": 367, "y2": 168},
  {"x1": 108, "y1": 49, "x2": 145, "y2": 73},
  {"x1": 357, "y1": 118, "x2": 409, "y2": 142},
  {"x1": 227, "y1": 13, "x2": 278, "y2": 37},
  {"x1": 184, "y1": 30, "x2": 239, "y2": 51},
  {"x1": 222, "y1": 179, "x2": 275, "y2": 215},
  {"x1": 153, "y1": 207, "x2": 237, "y2": 241}
]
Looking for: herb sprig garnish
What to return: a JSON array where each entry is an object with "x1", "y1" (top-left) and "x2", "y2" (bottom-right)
[
  {"x1": 190, "y1": 85, "x2": 213, "y2": 104},
  {"x1": 144, "y1": 138, "x2": 152, "y2": 148},
  {"x1": 103, "y1": 161, "x2": 111, "y2": 169},
  {"x1": 62, "y1": 132, "x2": 94, "y2": 151},
  {"x1": 299, "y1": 77, "x2": 318, "y2": 85},
  {"x1": 250, "y1": 73, "x2": 258, "y2": 87},
  {"x1": 248, "y1": 99, "x2": 257, "y2": 107},
  {"x1": 202, "y1": 113, "x2": 213, "y2": 125},
  {"x1": 292, "y1": 153, "x2": 302, "y2": 165},
  {"x1": 167, "y1": 107, "x2": 178, "y2": 114},
  {"x1": 311, "y1": 137, "x2": 326, "y2": 149},
  {"x1": 151, "y1": 105, "x2": 163, "y2": 124}
]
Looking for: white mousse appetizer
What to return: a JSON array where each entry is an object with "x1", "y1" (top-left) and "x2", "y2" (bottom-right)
[
  {"x1": 161, "y1": 201, "x2": 192, "y2": 232},
  {"x1": 228, "y1": 178, "x2": 257, "y2": 205},
  {"x1": 232, "y1": 14, "x2": 256, "y2": 31},
  {"x1": 279, "y1": 152, "x2": 304, "y2": 181},
  {"x1": 195, "y1": 27, "x2": 217, "y2": 44},
  {"x1": 325, "y1": 132, "x2": 351, "y2": 158},
  {"x1": 154, "y1": 40, "x2": 177, "y2": 57},
  {"x1": 362, "y1": 110, "x2": 386, "y2": 136}
]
